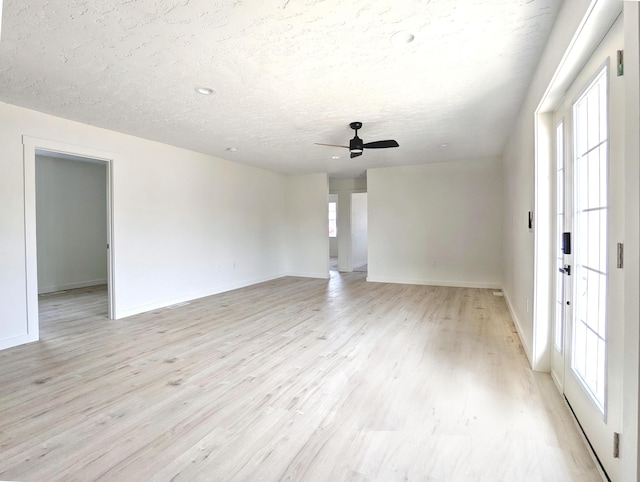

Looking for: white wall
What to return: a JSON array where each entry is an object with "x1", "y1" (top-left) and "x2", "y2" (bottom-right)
[
  {"x1": 285, "y1": 173, "x2": 329, "y2": 278},
  {"x1": 501, "y1": 0, "x2": 593, "y2": 362},
  {"x1": 36, "y1": 155, "x2": 107, "y2": 293},
  {"x1": 0, "y1": 101, "x2": 291, "y2": 349},
  {"x1": 351, "y1": 192, "x2": 368, "y2": 269},
  {"x1": 367, "y1": 158, "x2": 502, "y2": 288},
  {"x1": 94, "y1": 142, "x2": 289, "y2": 320},
  {"x1": 329, "y1": 237, "x2": 338, "y2": 257}
]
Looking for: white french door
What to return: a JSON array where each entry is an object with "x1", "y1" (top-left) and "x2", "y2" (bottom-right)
[
  {"x1": 568, "y1": 68, "x2": 609, "y2": 414},
  {"x1": 551, "y1": 16, "x2": 624, "y2": 481},
  {"x1": 551, "y1": 119, "x2": 568, "y2": 386}
]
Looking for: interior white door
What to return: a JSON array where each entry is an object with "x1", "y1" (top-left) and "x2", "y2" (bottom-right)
[{"x1": 552, "y1": 16, "x2": 624, "y2": 481}]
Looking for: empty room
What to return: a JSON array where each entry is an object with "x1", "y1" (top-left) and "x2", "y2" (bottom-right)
[{"x1": 1, "y1": 0, "x2": 639, "y2": 480}]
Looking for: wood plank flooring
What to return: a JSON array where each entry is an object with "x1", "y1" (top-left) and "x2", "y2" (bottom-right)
[{"x1": 0, "y1": 273, "x2": 600, "y2": 481}]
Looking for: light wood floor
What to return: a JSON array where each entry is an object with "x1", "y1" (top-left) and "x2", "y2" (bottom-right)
[
  {"x1": 0, "y1": 273, "x2": 601, "y2": 481},
  {"x1": 329, "y1": 257, "x2": 367, "y2": 273}
]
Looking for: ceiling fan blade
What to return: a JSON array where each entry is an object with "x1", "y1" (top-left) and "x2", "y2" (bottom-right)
[
  {"x1": 362, "y1": 140, "x2": 399, "y2": 149},
  {"x1": 350, "y1": 151, "x2": 363, "y2": 159},
  {"x1": 315, "y1": 143, "x2": 350, "y2": 148}
]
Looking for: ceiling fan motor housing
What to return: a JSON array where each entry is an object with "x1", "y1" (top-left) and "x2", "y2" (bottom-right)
[{"x1": 350, "y1": 135, "x2": 363, "y2": 153}]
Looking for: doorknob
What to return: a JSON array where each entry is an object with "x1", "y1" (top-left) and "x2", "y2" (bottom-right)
[{"x1": 559, "y1": 264, "x2": 571, "y2": 276}]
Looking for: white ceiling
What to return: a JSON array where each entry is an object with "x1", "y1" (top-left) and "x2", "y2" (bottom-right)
[{"x1": 0, "y1": 0, "x2": 562, "y2": 178}]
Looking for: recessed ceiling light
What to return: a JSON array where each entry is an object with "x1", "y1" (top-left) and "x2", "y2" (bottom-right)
[
  {"x1": 226, "y1": 147, "x2": 238, "y2": 152},
  {"x1": 195, "y1": 86, "x2": 215, "y2": 95},
  {"x1": 331, "y1": 155, "x2": 341, "y2": 160},
  {"x1": 439, "y1": 143, "x2": 450, "y2": 148},
  {"x1": 391, "y1": 31, "x2": 415, "y2": 46}
]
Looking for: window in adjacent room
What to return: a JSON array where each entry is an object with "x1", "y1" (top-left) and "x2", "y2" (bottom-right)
[{"x1": 328, "y1": 201, "x2": 337, "y2": 237}]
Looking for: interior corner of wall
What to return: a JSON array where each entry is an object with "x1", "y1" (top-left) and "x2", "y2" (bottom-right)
[{"x1": 502, "y1": 289, "x2": 534, "y2": 369}]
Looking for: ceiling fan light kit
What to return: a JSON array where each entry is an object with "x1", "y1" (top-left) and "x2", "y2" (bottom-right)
[{"x1": 316, "y1": 121, "x2": 399, "y2": 159}]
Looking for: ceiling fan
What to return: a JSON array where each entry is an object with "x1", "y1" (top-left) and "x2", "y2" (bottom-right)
[{"x1": 315, "y1": 122, "x2": 399, "y2": 158}]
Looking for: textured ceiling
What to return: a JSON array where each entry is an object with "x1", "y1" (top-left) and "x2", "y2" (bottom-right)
[{"x1": 0, "y1": 0, "x2": 562, "y2": 178}]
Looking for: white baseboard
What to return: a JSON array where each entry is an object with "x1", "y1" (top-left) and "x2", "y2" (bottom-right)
[
  {"x1": 365, "y1": 275, "x2": 501, "y2": 290},
  {"x1": 0, "y1": 334, "x2": 35, "y2": 351},
  {"x1": 39, "y1": 278, "x2": 107, "y2": 294},
  {"x1": 502, "y1": 288, "x2": 533, "y2": 368},
  {"x1": 550, "y1": 369, "x2": 563, "y2": 393}
]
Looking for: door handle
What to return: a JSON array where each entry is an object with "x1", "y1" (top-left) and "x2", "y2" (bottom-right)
[{"x1": 559, "y1": 264, "x2": 571, "y2": 276}]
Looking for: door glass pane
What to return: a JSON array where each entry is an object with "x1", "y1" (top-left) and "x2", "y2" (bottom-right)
[{"x1": 571, "y1": 67, "x2": 608, "y2": 413}]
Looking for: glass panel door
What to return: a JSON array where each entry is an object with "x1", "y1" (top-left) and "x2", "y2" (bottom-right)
[
  {"x1": 550, "y1": 17, "x2": 623, "y2": 481},
  {"x1": 571, "y1": 68, "x2": 608, "y2": 413}
]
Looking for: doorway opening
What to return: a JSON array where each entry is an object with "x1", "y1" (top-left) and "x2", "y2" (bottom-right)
[
  {"x1": 533, "y1": 2, "x2": 623, "y2": 479},
  {"x1": 328, "y1": 177, "x2": 368, "y2": 274},
  {"x1": 35, "y1": 151, "x2": 110, "y2": 335},
  {"x1": 23, "y1": 137, "x2": 115, "y2": 343},
  {"x1": 329, "y1": 194, "x2": 338, "y2": 272}
]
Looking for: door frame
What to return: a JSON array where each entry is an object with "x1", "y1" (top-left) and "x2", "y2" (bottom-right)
[
  {"x1": 534, "y1": 0, "x2": 622, "y2": 373},
  {"x1": 330, "y1": 187, "x2": 367, "y2": 273},
  {"x1": 533, "y1": 0, "x2": 640, "y2": 479},
  {"x1": 328, "y1": 194, "x2": 339, "y2": 269},
  {"x1": 23, "y1": 136, "x2": 116, "y2": 341},
  {"x1": 622, "y1": 4, "x2": 640, "y2": 482},
  {"x1": 550, "y1": 116, "x2": 568, "y2": 388}
]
